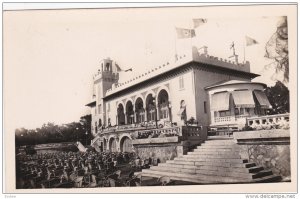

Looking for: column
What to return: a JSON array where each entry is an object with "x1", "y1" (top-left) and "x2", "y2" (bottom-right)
[
  {"x1": 144, "y1": 106, "x2": 147, "y2": 122},
  {"x1": 156, "y1": 102, "x2": 160, "y2": 120},
  {"x1": 106, "y1": 138, "x2": 109, "y2": 151},
  {"x1": 169, "y1": 103, "x2": 172, "y2": 123},
  {"x1": 133, "y1": 107, "x2": 137, "y2": 124},
  {"x1": 124, "y1": 111, "x2": 127, "y2": 124}
]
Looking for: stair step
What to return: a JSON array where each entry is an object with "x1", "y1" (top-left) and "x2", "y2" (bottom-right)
[
  {"x1": 199, "y1": 145, "x2": 240, "y2": 149},
  {"x1": 189, "y1": 151, "x2": 240, "y2": 156},
  {"x1": 252, "y1": 174, "x2": 282, "y2": 183},
  {"x1": 141, "y1": 169, "x2": 256, "y2": 184},
  {"x1": 138, "y1": 139, "x2": 281, "y2": 184},
  {"x1": 150, "y1": 165, "x2": 270, "y2": 179},
  {"x1": 185, "y1": 154, "x2": 241, "y2": 159},
  {"x1": 248, "y1": 166, "x2": 264, "y2": 173},
  {"x1": 157, "y1": 163, "x2": 196, "y2": 169},
  {"x1": 194, "y1": 148, "x2": 240, "y2": 152},
  {"x1": 158, "y1": 163, "x2": 260, "y2": 173},
  {"x1": 202, "y1": 142, "x2": 236, "y2": 146},
  {"x1": 207, "y1": 136, "x2": 233, "y2": 140},
  {"x1": 175, "y1": 157, "x2": 248, "y2": 163}
]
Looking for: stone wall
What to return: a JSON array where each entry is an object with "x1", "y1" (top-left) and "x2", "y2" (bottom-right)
[
  {"x1": 134, "y1": 143, "x2": 182, "y2": 163},
  {"x1": 234, "y1": 129, "x2": 290, "y2": 181},
  {"x1": 239, "y1": 144, "x2": 290, "y2": 181}
]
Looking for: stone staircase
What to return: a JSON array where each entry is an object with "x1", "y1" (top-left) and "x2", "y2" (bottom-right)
[{"x1": 139, "y1": 138, "x2": 282, "y2": 184}]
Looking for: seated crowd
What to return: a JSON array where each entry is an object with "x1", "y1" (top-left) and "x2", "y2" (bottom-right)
[{"x1": 16, "y1": 150, "x2": 157, "y2": 189}]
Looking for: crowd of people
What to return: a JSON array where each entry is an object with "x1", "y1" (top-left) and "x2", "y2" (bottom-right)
[
  {"x1": 136, "y1": 128, "x2": 180, "y2": 139},
  {"x1": 249, "y1": 118, "x2": 290, "y2": 130},
  {"x1": 16, "y1": 150, "x2": 153, "y2": 189}
]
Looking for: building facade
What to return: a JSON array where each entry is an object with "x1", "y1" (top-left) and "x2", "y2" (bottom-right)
[{"x1": 86, "y1": 46, "x2": 272, "y2": 161}]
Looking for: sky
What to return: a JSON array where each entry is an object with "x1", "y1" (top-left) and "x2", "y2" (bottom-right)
[{"x1": 4, "y1": 5, "x2": 290, "y2": 130}]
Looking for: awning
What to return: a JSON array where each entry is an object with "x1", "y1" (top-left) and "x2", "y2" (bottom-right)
[
  {"x1": 253, "y1": 90, "x2": 272, "y2": 109},
  {"x1": 232, "y1": 90, "x2": 255, "y2": 108},
  {"x1": 85, "y1": 100, "x2": 96, "y2": 107},
  {"x1": 210, "y1": 92, "x2": 230, "y2": 111}
]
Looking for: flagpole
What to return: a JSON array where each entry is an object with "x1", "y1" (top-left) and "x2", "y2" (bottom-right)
[
  {"x1": 243, "y1": 40, "x2": 246, "y2": 63},
  {"x1": 174, "y1": 27, "x2": 178, "y2": 62},
  {"x1": 190, "y1": 20, "x2": 193, "y2": 54}
]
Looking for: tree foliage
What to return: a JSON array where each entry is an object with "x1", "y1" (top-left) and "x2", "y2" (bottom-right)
[
  {"x1": 264, "y1": 81, "x2": 289, "y2": 115},
  {"x1": 15, "y1": 114, "x2": 92, "y2": 146},
  {"x1": 265, "y1": 16, "x2": 289, "y2": 83}
]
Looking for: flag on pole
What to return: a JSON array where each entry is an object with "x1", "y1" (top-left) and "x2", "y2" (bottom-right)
[
  {"x1": 176, "y1": 27, "x2": 196, "y2": 39},
  {"x1": 124, "y1": 68, "x2": 132, "y2": 72},
  {"x1": 193, "y1": 18, "x2": 207, "y2": 28},
  {"x1": 245, "y1": 36, "x2": 259, "y2": 46}
]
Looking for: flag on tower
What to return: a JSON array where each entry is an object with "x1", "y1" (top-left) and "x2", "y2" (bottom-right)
[
  {"x1": 176, "y1": 27, "x2": 196, "y2": 39},
  {"x1": 245, "y1": 36, "x2": 259, "y2": 46},
  {"x1": 193, "y1": 18, "x2": 207, "y2": 28}
]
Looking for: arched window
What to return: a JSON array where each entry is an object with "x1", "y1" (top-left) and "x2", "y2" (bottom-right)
[
  {"x1": 126, "y1": 101, "x2": 134, "y2": 124},
  {"x1": 157, "y1": 89, "x2": 169, "y2": 119},
  {"x1": 105, "y1": 63, "x2": 110, "y2": 71},
  {"x1": 117, "y1": 104, "x2": 125, "y2": 125},
  {"x1": 120, "y1": 136, "x2": 132, "y2": 152},
  {"x1": 146, "y1": 94, "x2": 156, "y2": 121},
  {"x1": 135, "y1": 97, "x2": 145, "y2": 123}
]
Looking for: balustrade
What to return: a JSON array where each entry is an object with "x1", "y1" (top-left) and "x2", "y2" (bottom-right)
[{"x1": 214, "y1": 116, "x2": 235, "y2": 123}]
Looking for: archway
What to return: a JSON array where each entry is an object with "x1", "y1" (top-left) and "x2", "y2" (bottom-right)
[
  {"x1": 126, "y1": 101, "x2": 134, "y2": 124},
  {"x1": 109, "y1": 137, "x2": 117, "y2": 152},
  {"x1": 120, "y1": 136, "x2": 133, "y2": 152},
  {"x1": 146, "y1": 94, "x2": 156, "y2": 122},
  {"x1": 117, "y1": 104, "x2": 125, "y2": 125},
  {"x1": 157, "y1": 89, "x2": 170, "y2": 120},
  {"x1": 135, "y1": 97, "x2": 145, "y2": 123}
]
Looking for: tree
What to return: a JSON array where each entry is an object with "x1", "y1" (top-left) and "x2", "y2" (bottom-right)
[
  {"x1": 15, "y1": 114, "x2": 93, "y2": 146},
  {"x1": 265, "y1": 16, "x2": 289, "y2": 84},
  {"x1": 264, "y1": 81, "x2": 289, "y2": 114}
]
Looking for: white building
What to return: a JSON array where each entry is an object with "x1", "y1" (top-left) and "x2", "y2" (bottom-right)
[{"x1": 86, "y1": 46, "x2": 272, "y2": 160}]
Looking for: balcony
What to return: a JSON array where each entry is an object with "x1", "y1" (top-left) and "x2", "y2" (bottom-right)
[
  {"x1": 95, "y1": 123, "x2": 206, "y2": 145},
  {"x1": 213, "y1": 115, "x2": 252, "y2": 125},
  {"x1": 246, "y1": 113, "x2": 290, "y2": 126},
  {"x1": 214, "y1": 116, "x2": 235, "y2": 123},
  {"x1": 96, "y1": 122, "x2": 158, "y2": 136}
]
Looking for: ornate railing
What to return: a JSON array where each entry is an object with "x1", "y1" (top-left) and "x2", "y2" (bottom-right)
[
  {"x1": 214, "y1": 116, "x2": 235, "y2": 123},
  {"x1": 96, "y1": 122, "x2": 158, "y2": 135},
  {"x1": 132, "y1": 126, "x2": 182, "y2": 139},
  {"x1": 246, "y1": 113, "x2": 290, "y2": 129}
]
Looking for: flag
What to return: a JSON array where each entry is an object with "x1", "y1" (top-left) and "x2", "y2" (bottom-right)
[
  {"x1": 193, "y1": 18, "x2": 207, "y2": 28},
  {"x1": 246, "y1": 36, "x2": 259, "y2": 46},
  {"x1": 176, "y1": 27, "x2": 196, "y2": 39},
  {"x1": 124, "y1": 68, "x2": 132, "y2": 72},
  {"x1": 230, "y1": 42, "x2": 235, "y2": 49}
]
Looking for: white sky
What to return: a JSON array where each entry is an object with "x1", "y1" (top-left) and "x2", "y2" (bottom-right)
[{"x1": 4, "y1": 5, "x2": 289, "y2": 130}]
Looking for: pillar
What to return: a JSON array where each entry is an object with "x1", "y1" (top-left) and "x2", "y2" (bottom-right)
[
  {"x1": 106, "y1": 138, "x2": 109, "y2": 151},
  {"x1": 144, "y1": 105, "x2": 148, "y2": 122},
  {"x1": 133, "y1": 107, "x2": 137, "y2": 123}
]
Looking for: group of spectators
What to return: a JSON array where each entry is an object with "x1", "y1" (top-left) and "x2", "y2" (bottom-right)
[
  {"x1": 249, "y1": 118, "x2": 290, "y2": 131},
  {"x1": 136, "y1": 128, "x2": 180, "y2": 139},
  {"x1": 16, "y1": 150, "x2": 151, "y2": 189}
]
